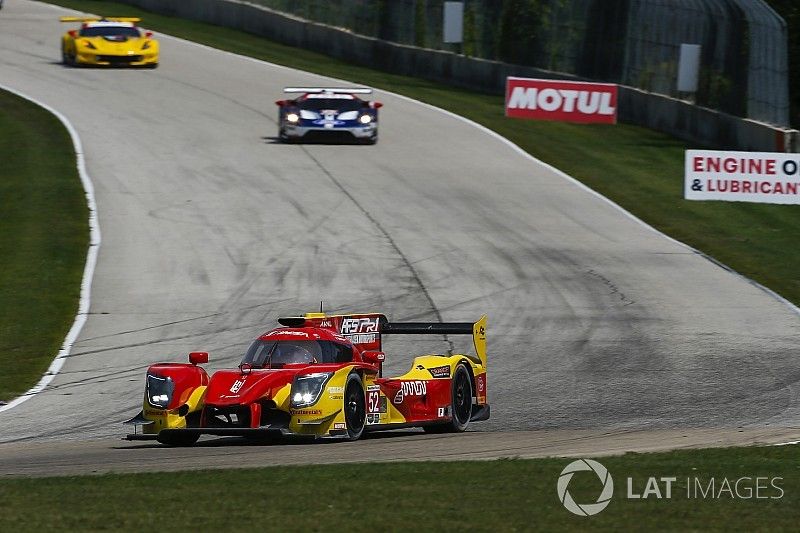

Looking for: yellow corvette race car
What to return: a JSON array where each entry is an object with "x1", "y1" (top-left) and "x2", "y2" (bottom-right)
[{"x1": 60, "y1": 17, "x2": 159, "y2": 68}]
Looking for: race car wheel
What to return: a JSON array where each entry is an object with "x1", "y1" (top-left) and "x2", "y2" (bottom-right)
[
  {"x1": 62, "y1": 48, "x2": 74, "y2": 66},
  {"x1": 343, "y1": 373, "x2": 366, "y2": 441},
  {"x1": 425, "y1": 364, "x2": 472, "y2": 433}
]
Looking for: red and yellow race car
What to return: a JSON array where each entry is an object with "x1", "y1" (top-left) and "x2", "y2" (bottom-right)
[
  {"x1": 125, "y1": 311, "x2": 489, "y2": 445},
  {"x1": 60, "y1": 16, "x2": 159, "y2": 68}
]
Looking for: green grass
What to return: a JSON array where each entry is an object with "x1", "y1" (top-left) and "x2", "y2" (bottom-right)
[
  {"x1": 40, "y1": 0, "x2": 800, "y2": 310},
  {"x1": 0, "y1": 89, "x2": 88, "y2": 402},
  {"x1": 0, "y1": 446, "x2": 797, "y2": 530}
]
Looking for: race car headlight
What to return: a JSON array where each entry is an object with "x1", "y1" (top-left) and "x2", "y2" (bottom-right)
[
  {"x1": 145, "y1": 374, "x2": 174, "y2": 409},
  {"x1": 286, "y1": 112, "x2": 300, "y2": 123},
  {"x1": 359, "y1": 114, "x2": 372, "y2": 124},
  {"x1": 290, "y1": 372, "x2": 332, "y2": 407}
]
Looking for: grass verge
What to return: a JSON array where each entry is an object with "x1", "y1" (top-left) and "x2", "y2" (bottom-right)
[
  {"x1": 0, "y1": 89, "x2": 88, "y2": 401},
  {"x1": 40, "y1": 0, "x2": 800, "y2": 311},
  {"x1": 0, "y1": 445, "x2": 798, "y2": 530}
]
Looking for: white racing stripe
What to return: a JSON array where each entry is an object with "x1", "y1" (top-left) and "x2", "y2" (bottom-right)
[{"x1": 0, "y1": 83, "x2": 101, "y2": 413}]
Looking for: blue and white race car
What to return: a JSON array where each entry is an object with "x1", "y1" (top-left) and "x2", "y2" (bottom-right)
[{"x1": 275, "y1": 87, "x2": 382, "y2": 144}]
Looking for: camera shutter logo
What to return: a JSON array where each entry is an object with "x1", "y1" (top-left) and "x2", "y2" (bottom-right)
[{"x1": 557, "y1": 459, "x2": 614, "y2": 516}]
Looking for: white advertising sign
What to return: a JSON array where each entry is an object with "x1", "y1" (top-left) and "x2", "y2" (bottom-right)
[{"x1": 685, "y1": 150, "x2": 800, "y2": 205}]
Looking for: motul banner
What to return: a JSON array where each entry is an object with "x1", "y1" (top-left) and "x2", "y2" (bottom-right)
[{"x1": 505, "y1": 77, "x2": 618, "y2": 124}]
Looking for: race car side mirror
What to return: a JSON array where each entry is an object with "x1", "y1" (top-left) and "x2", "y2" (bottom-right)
[
  {"x1": 189, "y1": 351, "x2": 209, "y2": 365},
  {"x1": 68, "y1": 30, "x2": 78, "y2": 38},
  {"x1": 362, "y1": 350, "x2": 385, "y2": 365},
  {"x1": 145, "y1": 31, "x2": 153, "y2": 38},
  {"x1": 370, "y1": 102, "x2": 383, "y2": 109}
]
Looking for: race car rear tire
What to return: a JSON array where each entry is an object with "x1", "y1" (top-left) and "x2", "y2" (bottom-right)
[
  {"x1": 157, "y1": 431, "x2": 200, "y2": 447},
  {"x1": 424, "y1": 364, "x2": 472, "y2": 433},
  {"x1": 344, "y1": 373, "x2": 366, "y2": 441}
]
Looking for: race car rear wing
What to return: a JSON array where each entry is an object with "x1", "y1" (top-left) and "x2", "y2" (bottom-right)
[
  {"x1": 283, "y1": 87, "x2": 373, "y2": 94},
  {"x1": 383, "y1": 316, "x2": 487, "y2": 368},
  {"x1": 60, "y1": 16, "x2": 142, "y2": 23},
  {"x1": 277, "y1": 313, "x2": 487, "y2": 368}
]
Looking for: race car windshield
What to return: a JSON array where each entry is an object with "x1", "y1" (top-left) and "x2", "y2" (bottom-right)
[
  {"x1": 241, "y1": 339, "x2": 353, "y2": 368},
  {"x1": 298, "y1": 99, "x2": 363, "y2": 112},
  {"x1": 79, "y1": 26, "x2": 141, "y2": 38}
]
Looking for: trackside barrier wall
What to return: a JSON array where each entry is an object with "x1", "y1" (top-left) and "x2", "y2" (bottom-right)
[{"x1": 118, "y1": 0, "x2": 799, "y2": 152}]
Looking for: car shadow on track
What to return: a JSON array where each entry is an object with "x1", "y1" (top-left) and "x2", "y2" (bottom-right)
[
  {"x1": 115, "y1": 428, "x2": 429, "y2": 449},
  {"x1": 260, "y1": 136, "x2": 373, "y2": 146}
]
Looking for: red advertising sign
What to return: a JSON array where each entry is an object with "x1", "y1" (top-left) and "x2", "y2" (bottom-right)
[{"x1": 505, "y1": 77, "x2": 618, "y2": 124}]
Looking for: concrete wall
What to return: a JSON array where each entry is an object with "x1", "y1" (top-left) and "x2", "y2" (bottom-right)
[{"x1": 123, "y1": 0, "x2": 799, "y2": 152}]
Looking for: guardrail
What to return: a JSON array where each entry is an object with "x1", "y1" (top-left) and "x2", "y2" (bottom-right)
[{"x1": 120, "y1": 0, "x2": 799, "y2": 152}]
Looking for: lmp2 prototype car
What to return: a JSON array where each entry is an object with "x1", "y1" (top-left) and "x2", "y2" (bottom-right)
[
  {"x1": 275, "y1": 88, "x2": 382, "y2": 144},
  {"x1": 125, "y1": 312, "x2": 488, "y2": 446},
  {"x1": 60, "y1": 17, "x2": 159, "y2": 68}
]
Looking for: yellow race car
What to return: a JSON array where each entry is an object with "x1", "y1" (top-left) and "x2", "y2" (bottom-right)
[{"x1": 60, "y1": 17, "x2": 159, "y2": 68}]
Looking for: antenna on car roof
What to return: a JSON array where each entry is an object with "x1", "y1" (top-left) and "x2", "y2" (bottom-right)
[{"x1": 319, "y1": 300, "x2": 324, "y2": 313}]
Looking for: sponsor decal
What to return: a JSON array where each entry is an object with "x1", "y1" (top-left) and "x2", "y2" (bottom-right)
[
  {"x1": 328, "y1": 386, "x2": 344, "y2": 394},
  {"x1": 333, "y1": 422, "x2": 347, "y2": 430},
  {"x1": 340, "y1": 317, "x2": 380, "y2": 344},
  {"x1": 393, "y1": 380, "x2": 427, "y2": 404},
  {"x1": 366, "y1": 413, "x2": 381, "y2": 425},
  {"x1": 319, "y1": 320, "x2": 333, "y2": 328},
  {"x1": 329, "y1": 395, "x2": 343, "y2": 400},
  {"x1": 476, "y1": 374, "x2": 487, "y2": 404},
  {"x1": 685, "y1": 149, "x2": 800, "y2": 205},
  {"x1": 265, "y1": 330, "x2": 309, "y2": 338},
  {"x1": 290, "y1": 409, "x2": 322, "y2": 416},
  {"x1": 367, "y1": 385, "x2": 381, "y2": 391},
  {"x1": 437, "y1": 407, "x2": 447, "y2": 417},
  {"x1": 348, "y1": 333, "x2": 376, "y2": 344},
  {"x1": 340, "y1": 317, "x2": 380, "y2": 335},
  {"x1": 144, "y1": 409, "x2": 165, "y2": 417},
  {"x1": 428, "y1": 365, "x2": 451, "y2": 379},
  {"x1": 229, "y1": 379, "x2": 245, "y2": 394},
  {"x1": 505, "y1": 77, "x2": 617, "y2": 125}
]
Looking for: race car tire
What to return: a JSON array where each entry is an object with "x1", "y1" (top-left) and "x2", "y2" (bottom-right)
[
  {"x1": 278, "y1": 129, "x2": 297, "y2": 144},
  {"x1": 62, "y1": 48, "x2": 74, "y2": 67},
  {"x1": 343, "y1": 373, "x2": 366, "y2": 441},
  {"x1": 424, "y1": 364, "x2": 472, "y2": 433},
  {"x1": 157, "y1": 431, "x2": 200, "y2": 447}
]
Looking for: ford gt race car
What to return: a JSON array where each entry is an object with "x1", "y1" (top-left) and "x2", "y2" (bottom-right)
[
  {"x1": 125, "y1": 312, "x2": 488, "y2": 445},
  {"x1": 275, "y1": 88, "x2": 382, "y2": 144},
  {"x1": 60, "y1": 16, "x2": 159, "y2": 68}
]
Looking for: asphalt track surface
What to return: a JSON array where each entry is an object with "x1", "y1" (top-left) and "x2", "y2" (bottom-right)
[{"x1": 1, "y1": 1, "x2": 799, "y2": 476}]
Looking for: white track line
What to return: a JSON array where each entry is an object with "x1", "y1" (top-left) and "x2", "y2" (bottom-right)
[{"x1": 0, "y1": 83, "x2": 101, "y2": 413}]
